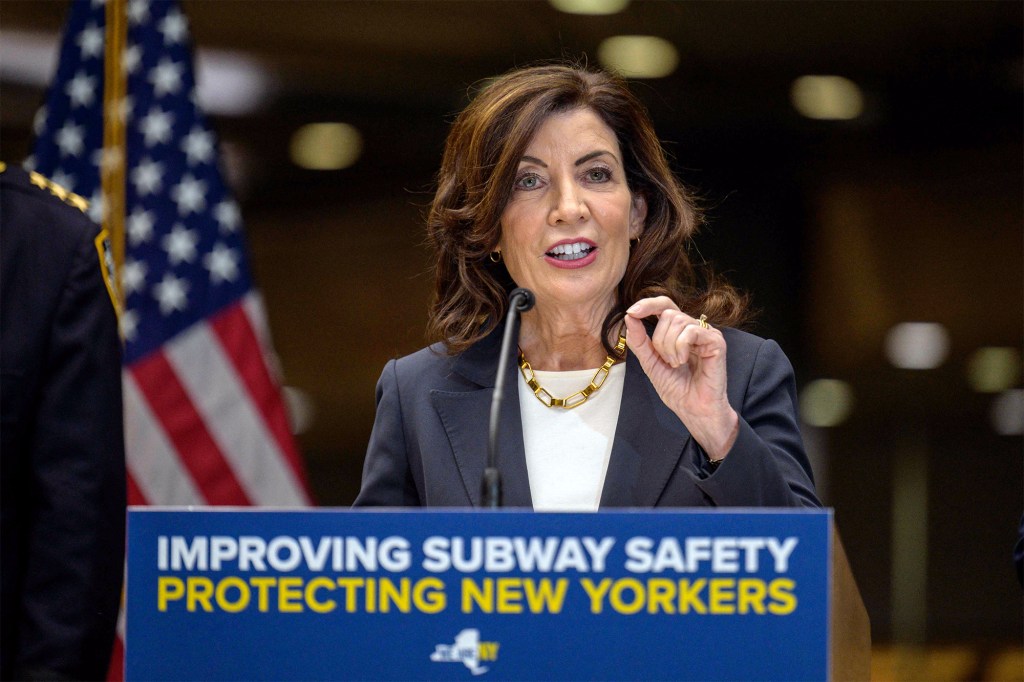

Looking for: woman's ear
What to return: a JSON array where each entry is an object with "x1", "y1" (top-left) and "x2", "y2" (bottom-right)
[{"x1": 629, "y1": 193, "x2": 648, "y2": 238}]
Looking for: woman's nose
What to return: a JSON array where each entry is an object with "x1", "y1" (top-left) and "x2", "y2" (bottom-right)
[{"x1": 548, "y1": 180, "x2": 589, "y2": 226}]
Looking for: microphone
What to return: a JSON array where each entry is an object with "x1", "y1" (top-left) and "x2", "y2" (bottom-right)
[{"x1": 482, "y1": 287, "x2": 535, "y2": 508}]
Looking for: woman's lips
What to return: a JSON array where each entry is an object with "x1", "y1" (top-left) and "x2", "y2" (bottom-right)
[{"x1": 544, "y1": 239, "x2": 598, "y2": 269}]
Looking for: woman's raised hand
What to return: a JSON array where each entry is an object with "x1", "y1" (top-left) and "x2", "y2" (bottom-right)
[{"x1": 624, "y1": 296, "x2": 739, "y2": 461}]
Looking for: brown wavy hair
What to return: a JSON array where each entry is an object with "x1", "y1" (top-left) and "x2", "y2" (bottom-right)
[{"x1": 426, "y1": 63, "x2": 748, "y2": 355}]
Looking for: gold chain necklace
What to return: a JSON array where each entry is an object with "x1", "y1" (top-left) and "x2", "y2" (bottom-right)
[{"x1": 517, "y1": 333, "x2": 627, "y2": 409}]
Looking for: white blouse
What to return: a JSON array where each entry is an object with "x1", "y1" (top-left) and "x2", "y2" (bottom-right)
[{"x1": 517, "y1": 362, "x2": 626, "y2": 511}]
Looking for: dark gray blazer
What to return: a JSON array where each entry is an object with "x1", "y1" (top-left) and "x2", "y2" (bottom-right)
[{"x1": 354, "y1": 324, "x2": 819, "y2": 509}]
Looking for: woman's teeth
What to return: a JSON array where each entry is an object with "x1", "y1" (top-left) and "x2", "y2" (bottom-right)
[{"x1": 547, "y1": 242, "x2": 594, "y2": 260}]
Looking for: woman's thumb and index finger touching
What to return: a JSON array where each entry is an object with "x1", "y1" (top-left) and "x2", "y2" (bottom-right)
[{"x1": 623, "y1": 296, "x2": 679, "y2": 370}]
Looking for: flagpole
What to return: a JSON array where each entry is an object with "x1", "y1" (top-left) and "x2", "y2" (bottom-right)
[{"x1": 103, "y1": 0, "x2": 127, "y2": 307}]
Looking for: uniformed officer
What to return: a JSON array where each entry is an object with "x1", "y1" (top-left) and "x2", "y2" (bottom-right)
[{"x1": 1, "y1": 162, "x2": 126, "y2": 681}]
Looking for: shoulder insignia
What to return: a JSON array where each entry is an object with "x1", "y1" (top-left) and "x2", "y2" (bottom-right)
[
  {"x1": 94, "y1": 228, "x2": 123, "y2": 324},
  {"x1": 27, "y1": 170, "x2": 90, "y2": 213}
]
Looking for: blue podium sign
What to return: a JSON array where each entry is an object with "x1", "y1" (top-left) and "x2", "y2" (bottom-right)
[{"x1": 126, "y1": 508, "x2": 833, "y2": 680}]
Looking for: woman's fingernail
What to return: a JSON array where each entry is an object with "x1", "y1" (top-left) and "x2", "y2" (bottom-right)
[{"x1": 626, "y1": 304, "x2": 639, "y2": 314}]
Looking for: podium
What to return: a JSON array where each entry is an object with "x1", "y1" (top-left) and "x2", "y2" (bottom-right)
[{"x1": 126, "y1": 508, "x2": 869, "y2": 680}]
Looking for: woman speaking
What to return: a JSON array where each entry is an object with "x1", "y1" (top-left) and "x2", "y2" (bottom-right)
[{"x1": 354, "y1": 64, "x2": 819, "y2": 510}]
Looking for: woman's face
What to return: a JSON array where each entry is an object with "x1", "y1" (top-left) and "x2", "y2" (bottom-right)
[{"x1": 498, "y1": 107, "x2": 646, "y2": 320}]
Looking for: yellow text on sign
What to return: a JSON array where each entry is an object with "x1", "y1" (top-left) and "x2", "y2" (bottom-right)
[
  {"x1": 157, "y1": 576, "x2": 447, "y2": 614},
  {"x1": 461, "y1": 577, "x2": 569, "y2": 614},
  {"x1": 578, "y1": 577, "x2": 797, "y2": 615}
]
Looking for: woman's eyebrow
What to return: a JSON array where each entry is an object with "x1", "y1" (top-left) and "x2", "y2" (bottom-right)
[
  {"x1": 574, "y1": 150, "x2": 617, "y2": 166},
  {"x1": 518, "y1": 150, "x2": 618, "y2": 167}
]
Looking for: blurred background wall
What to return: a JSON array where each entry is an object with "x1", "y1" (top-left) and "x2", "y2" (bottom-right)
[{"x1": 2, "y1": 1, "x2": 1021, "y2": 679}]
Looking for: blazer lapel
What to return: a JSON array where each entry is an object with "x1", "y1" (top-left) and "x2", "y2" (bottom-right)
[
  {"x1": 430, "y1": 323, "x2": 533, "y2": 508},
  {"x1": 600, "y1": 351, "x2": 692, "y2": 507}
]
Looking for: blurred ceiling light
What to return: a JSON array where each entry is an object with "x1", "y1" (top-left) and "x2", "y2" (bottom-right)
[
  {"x1": 0, "y1": 28, "x2": 272, "y2": 116},
  {"x1": 0, "y1": 30, "x2": 56, "y2": 85},
  {"x1": 549, "y1": 0, "x2": 629, "y2": 15},
  {"x1": 967, "y1": 347, "x2": 1022, "y2": 393},
  {"x1": 885, "y1": 322, "x2": 950, "y2": 370},
  {"x1": 598, "y1": 36, "x2": 678, "y2": 79},
  {"x1": 289, "y1": 123, "x2": 363, "y2": 171},
  {"x1": 194, "y1": 49, "x2": 273, "y2": 116},
  {"x1": 790, "y1": 75, "x2": 864, "y2": 120},
  {"x1": 800, "y1": 379, "x2": 855, "y2": 428},
  {"x1": 990, "y1": 389, "x2": 1024, "y2": 436}
]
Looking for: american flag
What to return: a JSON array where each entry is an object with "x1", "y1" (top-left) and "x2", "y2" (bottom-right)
[
  {"x1": 32, "y1": 0, "x2": 313, "y2": 505},
  {"x1": 30, "y1": 0, "x2": 312, "y2": 672},
  {"x1": 31, "y1": 0, "x2": 312, "y2": 635}
]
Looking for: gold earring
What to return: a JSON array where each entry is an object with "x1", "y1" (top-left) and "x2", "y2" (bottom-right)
[{"x1": 489, "y1": 251, "x2": 501, "y2": 263}]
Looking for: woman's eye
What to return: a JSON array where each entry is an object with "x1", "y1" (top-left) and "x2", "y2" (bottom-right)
[
  {"x1": 586, "y1": 168, "x2": 611, "y2": 182},
  {"x1": 515, "y1": 174, "x2": 541, "y2": 190}
]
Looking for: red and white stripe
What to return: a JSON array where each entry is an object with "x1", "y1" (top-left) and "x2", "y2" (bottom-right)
[
  {"x1": 124, "y1": 292, "x2": 310, "y2": 507},
  {"x1": 114, "y1": 294, "x2": 310, "y2": 678}
]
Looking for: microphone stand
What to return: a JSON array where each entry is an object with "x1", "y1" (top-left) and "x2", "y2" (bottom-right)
[{"x1": 482, "y1": 287, "x2": 535, "y2": 508}]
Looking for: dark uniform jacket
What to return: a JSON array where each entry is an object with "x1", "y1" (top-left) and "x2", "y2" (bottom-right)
[
  {"x1": 1, "y1": 164, "x2": 126, "y2": 681},
  {"x1": 354, "y1": 322, "x2": 819, "y2": 509}
]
